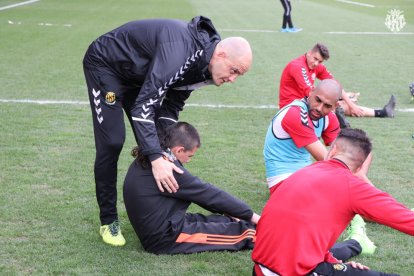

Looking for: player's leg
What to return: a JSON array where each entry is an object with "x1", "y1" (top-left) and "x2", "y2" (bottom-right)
[
  {"x1": 122, "y1": 86, "x2": 141, "y2": 143},
  {"x1": 184, "y1": 213, "x2": 233, "y2": 223},
  {"x1": 329, "y1": 239, "x2": 361, "y2": 261},
  {"x1": 280, "y1": 0, "x2": 291, "y2": 30},
  {"x1": 285, "y1": 0, "x2": 293, "y2": 28},
  {"x1": 340, "y1": 95, "x2": 396, "y2": 118},
  {"x1": 311, "y1": 262, "x2": 399, "y2": 276},
  {"x1": 167, "y1": 213, "x2": 256, "y2": 254},
  {"x1": 83, "y1": 61, "x2": 126, "y2": 246}
]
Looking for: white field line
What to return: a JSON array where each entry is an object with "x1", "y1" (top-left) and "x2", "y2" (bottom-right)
[
  {"x1": 0, "y1": 0, "x2": 39, "y2": 11},
  {"x1": 7, "y1": 20, "x2": 72, "y2": 27},
  {"x1": 335, "y1": 0, "x2": 375, "y2": 8},
  {"x1": 326, "y1": 31, "x2": 414, "y2": 35},
  {"x1": 220, "y1": 28, "x2": 278, "y2": 33},
  {"x1": 218, "y1": 29, "x2": 414, "y2": 35},
  {"x1": 1, "y1": 98, "x2": 414, "y2": 112}
]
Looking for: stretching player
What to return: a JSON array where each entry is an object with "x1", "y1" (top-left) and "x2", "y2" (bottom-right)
[
  {"x1": 253, "y1": 128, "x2": 414, "y2": 276},
  {"x1": 264, "y1": 79, "x2": 376, "y2": 258},
  {"x1": 278, "y1": 43, "x2": 396, "y2": 128},
  {"x1": 123, "y1": 122, "x2": 259, "y2": 254}
]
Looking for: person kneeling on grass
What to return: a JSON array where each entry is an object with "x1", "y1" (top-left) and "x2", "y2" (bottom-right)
[{"x1": 123, "y1": 122, "x2": 260, "y2": 254}]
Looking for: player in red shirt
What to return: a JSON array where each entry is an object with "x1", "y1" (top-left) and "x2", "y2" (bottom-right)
[
  {"x1": 253, "y1": 128, "x2": 414, "y2": 276},
  {"x1": 278, "y1": 43, "x2": 396, "y2": 127}
]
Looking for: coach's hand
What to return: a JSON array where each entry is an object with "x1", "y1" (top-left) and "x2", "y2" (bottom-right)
[{"x1": 151, "y1": 157, "x2": 183, "y2": 193}]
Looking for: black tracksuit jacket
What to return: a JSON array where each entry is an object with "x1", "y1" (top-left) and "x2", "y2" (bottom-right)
[
  {"x1": 123, "y1": 160, "x2": 254, "y2": 254},
  {"x1": 84, "y1": 16, "x2": 220, "y2": 161}
]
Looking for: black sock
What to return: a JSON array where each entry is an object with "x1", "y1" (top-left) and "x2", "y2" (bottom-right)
[{"x1": 374, "y1": 109, "x2": 385, "y2": 117}]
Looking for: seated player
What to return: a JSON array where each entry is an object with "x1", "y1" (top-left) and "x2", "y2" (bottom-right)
[
  {"x1": 123, "y1": 122, "x2": 260, "y2": 254},
  {"x1": 278, "y1": 43, "x2": 396, "y2": 128},
  {"x1": 264, "y1": 79, "x2": 377, "y2": 258},
  {"x1": 253, "y1": 128, "x2": 414, "y2": 276}
]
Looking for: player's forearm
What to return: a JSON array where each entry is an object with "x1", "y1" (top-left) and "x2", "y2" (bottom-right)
[
  {"x1": 305, "y1": 140, "x2": 327, "y2": 161},
  {"x1": 341, "y1": 89, "x2": 356, "y2": 108}
]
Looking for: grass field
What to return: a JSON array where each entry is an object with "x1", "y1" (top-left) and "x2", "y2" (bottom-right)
[{"x1": 1, "y1": 0, "x2": 413, "y2": 275}]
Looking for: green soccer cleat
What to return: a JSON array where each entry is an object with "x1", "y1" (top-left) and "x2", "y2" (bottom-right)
[
  {"x1": 345, "y1": 214, "x2": 376, "y2": 255},
  {"x1": 100, "y1": 220, "x2": 126, "y2": 246}
]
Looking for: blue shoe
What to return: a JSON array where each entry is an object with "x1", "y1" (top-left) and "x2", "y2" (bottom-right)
[
  {"x1": 288, "y1": 27, "x2": 303, "y2": 33},
  {"x1": 280, "y1": 28, "x2": 289, "y2": 33}
]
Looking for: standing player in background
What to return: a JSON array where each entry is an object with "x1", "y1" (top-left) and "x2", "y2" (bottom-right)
[
  {"x1": 278, "y1": 43, "x2": 396, "y2": 128},
  {"x1": 83, "y1": 16, "x2": 253, "y2": 246},
  {"x1": 279, "y1": 0, "x2": 302, "y2": 33}
]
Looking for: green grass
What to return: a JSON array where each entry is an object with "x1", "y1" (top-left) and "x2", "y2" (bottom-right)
[{"x1": 1, "y1": 0, "x2": 413, "y2": 275}]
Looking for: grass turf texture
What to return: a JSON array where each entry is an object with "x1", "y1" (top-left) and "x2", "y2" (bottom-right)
[{"x1": 1, "y1": 0, "x2": 413, "y2": 274}]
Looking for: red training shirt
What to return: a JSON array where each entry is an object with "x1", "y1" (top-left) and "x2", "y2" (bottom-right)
[
  {"x1": 252, "y1": 159, "x2": 414, "y2": 276},
  {"x1": 279, "y1": 54, "x2": 333, "y2": 108}
]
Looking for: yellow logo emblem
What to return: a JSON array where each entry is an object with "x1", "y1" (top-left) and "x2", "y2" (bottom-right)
[
  {"x1": 333, "y1": 263, "x2": 346, "y2": 271},
  {"x1": 105, "y1": 92, "x2": 116, "y2": 105}
]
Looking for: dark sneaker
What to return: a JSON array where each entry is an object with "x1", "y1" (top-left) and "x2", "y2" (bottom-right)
[
  {"x1": 382, "y1": 95, "x2": 396, "y2": 118},
  {"x1": 335, "y1": 106, "x2": 351, "y2": 129}
]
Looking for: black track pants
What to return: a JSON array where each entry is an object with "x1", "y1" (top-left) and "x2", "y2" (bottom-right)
[
  {"x1": 166, "y1": 213, "x2": 255, "y2": 254},
  {"x1": 83, "y1": 53, "x2": 138, "y2": 225},
  {"x1": 280, "y1": 0, "x2": 293, "y2": 28}
]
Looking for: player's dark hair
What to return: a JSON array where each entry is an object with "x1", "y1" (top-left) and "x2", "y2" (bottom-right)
[
  {"x1": 161, "y1": 122, "x2": 201, "y2": 151},
  {"x1": 131, "y1": 122, "x2": 201, "y2": 168},
  {"x1": 312, "y1": 43, "x2": 330, "y2": 60},
  {"x1": 337, "y1": 128, "x2": 372, "y2": 160}
]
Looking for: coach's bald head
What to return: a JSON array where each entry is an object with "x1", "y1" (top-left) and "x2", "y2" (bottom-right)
[{"x1": 209, "y1": 37, "x2": 253, "y2": 86}]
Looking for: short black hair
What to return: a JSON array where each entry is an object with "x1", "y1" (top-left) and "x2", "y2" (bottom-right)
[
  {"x1": 337, "y1": 128, "x2": 372, "y2": 160},
  {"x1": 160, "y1": 122, "x2": 201, "y2": 151},
  {"x1": 132, "y1": 122, "x2": 201, "y2": 168},
  {"x1": 312, "y1": 43, "x2": 330, "y2": 60}
]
